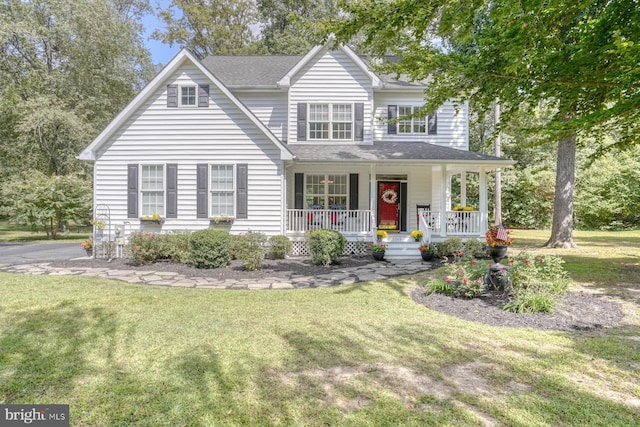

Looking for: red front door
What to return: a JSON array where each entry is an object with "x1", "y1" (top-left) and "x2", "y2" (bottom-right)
[{"x1": 378, "y1": 182, "x2": 400, "y2": 230}]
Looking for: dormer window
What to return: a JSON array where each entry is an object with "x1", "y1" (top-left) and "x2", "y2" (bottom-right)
[
  {"x1": 181, "y1": 86, "x2": 196, "y2": 106},
  {"x1": 297, "y1": 102, "x2": 364, "y2": 142}
]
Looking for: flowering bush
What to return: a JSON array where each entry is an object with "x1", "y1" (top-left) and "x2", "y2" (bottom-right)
[
  {"x1": 376, "y1": 229, "x2": 388, "y2": 239},
  {"x1": 410, "y1": 229, "x2": 423, "y2": 241},
  {"x1": 80, "y1": 238, "x2": 94, "y2": 250},
  {"x1": 371, "y1": 242, "x2": 387, "y2": 252},
  {"x1": 485, "y1": 225, "x2": 513, "y2": 246},
  {"x1": 418, "y1": 243, "x2": 436, "y2": 253},
  {"x1": 436, "y1": 258, "x2": 488, "y2": 298},
  {"x1": 128, "y1": 232, "x2": 158, "y2": 264}
]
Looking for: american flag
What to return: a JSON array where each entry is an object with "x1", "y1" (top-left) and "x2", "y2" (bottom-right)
[{"x1": 496, "y1": 225, "x2": 508, "y2": 242}]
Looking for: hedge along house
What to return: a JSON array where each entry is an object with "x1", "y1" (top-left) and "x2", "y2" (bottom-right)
[{"x1": 79, "y1": 39, "x2": 514, "y2": 259}]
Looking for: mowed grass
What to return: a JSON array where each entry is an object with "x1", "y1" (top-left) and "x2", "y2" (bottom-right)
[
  {"x1": 1, "y1": 230, "x2": 639, "y2": 426},
  {"x1": 0, "y1": 220, "x2": 92, "y2": 242}
]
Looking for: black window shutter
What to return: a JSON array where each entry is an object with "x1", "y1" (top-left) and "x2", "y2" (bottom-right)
[
  {"x1": 400, "y1": 182, "x2": 408, "y2": 231},
  {"x1": 236, "y1": 163, "x2": 248, "y2": 219},
  {"x1": 198, "y1": 84, "x2": 209, "y2": 107},
  {"x1": 428, "y1": 112, "x2": 437, "y2": 135},
  {"x1": 196, "y1": 164, "x2": 208, "y2": 218},
  {"x1": 349, "y1": 174, "x2": 359, "y2": 210},
  {"x1": 127, "y1": 164, "x2": 138, "y2": 218},
  {"x1": 354, "y1": 103, "x2": 364, "y2": 141},
  {"x1": 297, "y1": 103, "x2": 307, "y2": 141},
  {"x1": 388, "y1": 105, "x2": 397, "y2": 134},
  {"x1": 167, "y1": 84, "x2": 178, "y2": 108},
  {"x1": 166, "y1": 164, "x2": 178, "y2": 218},
  {"x1": 294, "y1": 173, "x2": 304, "y2": 209}
]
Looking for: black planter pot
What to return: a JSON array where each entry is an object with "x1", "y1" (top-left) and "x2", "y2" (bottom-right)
[
  {"x1": 489, "y1": 245, "x2": 509, "y2": 263},
  {"x1": 420, "y1": 251, "x2": 435, "y2": 262},
  {"x1": 372, "y1": 251, "x2": 385, "y2": 261}
]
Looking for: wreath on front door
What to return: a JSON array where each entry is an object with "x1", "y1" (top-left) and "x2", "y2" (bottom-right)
[{"x1": 381, "y1": 188, "x2": 398, "y2": 204}]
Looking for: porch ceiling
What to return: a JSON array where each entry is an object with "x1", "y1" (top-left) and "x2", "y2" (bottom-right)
[{"x1": 288, "y1": 141, "x2": 514, "y2": 169}]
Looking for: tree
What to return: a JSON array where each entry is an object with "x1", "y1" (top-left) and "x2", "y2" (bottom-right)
[
  {"x1": 0, "y1": 0, "x2": 154, "y2": 178},
  {"x1": 153, "y1": 0, "x2": 259, "y2": 58},
  {"x1": 257, "y1": 0, "x2": 339, "y2": 54},
  {"x1": 1, "y1": 170, "x2": 92, "y2": 239},
  {"x1": 325, "y1": 0, "x2": 640, "y2": 248}
]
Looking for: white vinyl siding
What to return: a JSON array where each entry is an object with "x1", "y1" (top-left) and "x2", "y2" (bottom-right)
[
  {"x1": 210, "y1": 164, "x2": 234, "y2": 216},
  {"x1": 373, "y1": 93, "x2": 469, "y2": 149},
  {"x1": 233, "y1": 92, "x2": 288, "y2": 141},
  {"x1": 289, "y1": 48, "x2": 372, "y2": 144},
  {"x1": 93, "y1": 63, "x2": 285, "y2": 235},
  {"x1": 141, "y1": 164, "x2": 164, "y2": 216}
]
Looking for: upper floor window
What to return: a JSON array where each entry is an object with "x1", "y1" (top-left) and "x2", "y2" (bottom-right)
[
  {"x1": 308, "y1": 103, "x2": 353, "y2": 140},
  {"x1": 181, "y1": 86, "x2": 196, "y2": 106},
  {"x1": 388, "y1": 105, "x2": 437, "y2": 135},
  {"x1": 298, "y1": 102, "x2": 363, "y2": 142},
  {"x1": 141, "y1": 164, "x2": 164, "y2": 216}
]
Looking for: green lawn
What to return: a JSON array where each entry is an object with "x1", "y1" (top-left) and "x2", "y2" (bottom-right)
[
  {"x1": 1, "y1": 230, "x2": 639, "y2": 426},
  {"x1": 0, "y1": 219, "x2": 92, "y2": 243}
]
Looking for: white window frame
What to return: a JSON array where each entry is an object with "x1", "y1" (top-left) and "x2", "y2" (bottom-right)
[
  {"x1": 140, "y1": 164, "x2": 165, "y2": 217},
  {"x1": 180, "y1": 85, "x2": 197, "y2": 107},
  {"x1": 209, "y1": 164, "x2": 236, "y2": 217},
  {"x1": 304, "y1": 174, "x2": 348, "y2": 209},
  {"x1": 398, "y1": 105, "x2": 427, "y2": 134},
  {"x1": 308, "y1": 103, "x2": 353, "y2": 141}
]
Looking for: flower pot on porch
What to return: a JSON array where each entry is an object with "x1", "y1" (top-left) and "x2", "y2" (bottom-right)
[
  {"x1": 420, "y1": 251, "x2": 435, "y2": 262},
  {"x1": 85, "y1": 248, "x2": 93, "y2": 257},
  {"x1": 489, "y1": 245, "x2": 509, "y2": 263},
  {"x1": 372, "y1": 251, "x2": 385, "y2": 261}
]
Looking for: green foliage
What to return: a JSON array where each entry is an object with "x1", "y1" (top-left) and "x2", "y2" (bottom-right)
[
  {"x1": 463, "y1": 239, "x2": 485, "y2": 258},
  {"x1": 127, "y1": 231, "x2": 191, "y2": 265},
  {"x1": 1, "y1": 170, "x2": 92, "y2": 239},
  {"x1": 189, "y1": 229, "x2": 234, "y2": 269},
  {"x1": 433, "y1": 258, "x2": 489, "y2": 298},
  {"x1": 307, "y1": 229, "x2": 346, "y2": 266},
  {"x1": 0, "y1": 0, "x2": 154, "y2": 177},
  {"x1": 154, "y1": 0, "x2": 259, "y2": 58},
  {"x1": 268, "y1": 235, "x2": 292, "y2": 259},
  {"x1": 575, "y1": 148, "x2": 640, "y2": 229},
  {"x1": 426, "y1": 279, "x2": 452, "y2": 295},
  {"x1": 502, "y1": 168, "x2": 556, "y2": 228},
  {"x1": 503, "y1": 293, "x2": 556, "y2": 314},
  {"x1": 235, "y1": 232, "x2": 268, "y2": 271},
  {"x1": 437, "y1": 237, "x2": 464, "y2": 257}
]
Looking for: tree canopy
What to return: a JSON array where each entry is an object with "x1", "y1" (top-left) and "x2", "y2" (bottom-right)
[{"x1": 325, "y1": 0, "x2": 640, "y2": 246}]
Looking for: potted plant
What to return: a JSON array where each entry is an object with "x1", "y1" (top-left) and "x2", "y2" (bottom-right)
[
  {"x1": 410, "y1": 229, "x2": 423, "y2": 242},
  {"x1": 140, "y1": 212, "x2": 165, "y2": 224},
  {"x1": 80, "y1": 238, "x2": 94, "y2": 256},
  {"x1": 418, "y1": 243, "x2": 436, "y2": 261},
  {"x1": 485, "y1": 224, "x2": 512, "y2": 263},
  {"x1": 371, "y1": 241, "x2": 387, "y2": 261},
  {"x1": 376, "y1": 229, "x2": 388, "y2": 240}
]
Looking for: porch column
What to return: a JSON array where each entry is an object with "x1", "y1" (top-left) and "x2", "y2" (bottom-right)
[
  {"x1": 460, "y1": 172, "x2": 467, "y2": 207},
  {"x1": 440, "y1": 164, "x2": 448, "y2": 237},
  {"x1": 479, "y1": 167, "x2": 488, "y2": 234},
  {"x1": 370, "y1": 164, "x2": 376, "y2": 241}
]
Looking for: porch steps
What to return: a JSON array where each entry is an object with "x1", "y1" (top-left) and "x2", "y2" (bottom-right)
[{"x1": 382, "y1": 234, "x2": 422, "y2": 260}]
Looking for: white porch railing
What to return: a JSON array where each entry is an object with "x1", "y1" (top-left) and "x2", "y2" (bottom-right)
[
  {"x1": 419, "y1": 211, "x2": 483, "y2": 237},
  {"x1": 286, "y1": 209, "x2": 372, "y2": 235}
]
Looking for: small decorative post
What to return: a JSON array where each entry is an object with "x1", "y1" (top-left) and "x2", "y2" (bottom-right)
[{"x1": 484, "y1": 225, "x2": 513, "y2": 291}]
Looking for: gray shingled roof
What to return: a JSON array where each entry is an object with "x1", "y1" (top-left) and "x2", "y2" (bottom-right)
[
  {"x1": 288, "y1": 141, "x2": 512, "y2": 164},
  {"x1": 201, "y1": 54, "x2": 426, "y2": 89},
  {"x1": 201, "y1": 56, "x2": 303, "y2": 88}
]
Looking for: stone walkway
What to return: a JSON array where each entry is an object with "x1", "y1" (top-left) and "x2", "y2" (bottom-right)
[{"x1": 0, "y1": 260, "x2": 434, "y2": 290}]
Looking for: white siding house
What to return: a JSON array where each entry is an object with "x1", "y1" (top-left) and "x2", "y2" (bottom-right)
[{"x1": 80, "y1": 41, "x2": 513, "y2": 259}]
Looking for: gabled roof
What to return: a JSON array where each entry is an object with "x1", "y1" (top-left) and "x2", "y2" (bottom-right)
[
  {"x1": 78, "y1": 49, "x2": 294, "y2": 161},
  {"x1": 288, "y1": 141, "x2": 515, "y2": 167}
]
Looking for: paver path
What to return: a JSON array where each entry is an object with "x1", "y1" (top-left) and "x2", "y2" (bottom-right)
[{"x1": 0, "y1": 260, "x2": 433, "y2": 290}]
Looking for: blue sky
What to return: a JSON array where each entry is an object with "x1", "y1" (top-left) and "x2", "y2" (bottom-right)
[{"x1": 141, "y1": 0, "x2": 180, "y2": 65}]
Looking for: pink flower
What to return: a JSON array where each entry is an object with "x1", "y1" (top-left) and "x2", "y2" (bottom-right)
[
  {"x1": 445, "y1": 279, "x2": 451, "y2": 284},
  {"x1": 458, "y1": 252, "x2": 464, "y2": 257},
  {"x1": 509, "y1": 259, "x2": 515, "y2": 264},
  {"x1": 463, "y1": 278, "x2": 469, "y2": 284},
  {"x1": 472, "y1": 259, "x2": 477, "y2": 264},
  {"x1": 501, "y1": 266, "x2": 507, "y2": 271},
  {"x1": 476, "y1": 279, "x2": 482, "y2": 284},
  {"x1": 458, "y1": 271, "x2": 463, "y2": 277}
]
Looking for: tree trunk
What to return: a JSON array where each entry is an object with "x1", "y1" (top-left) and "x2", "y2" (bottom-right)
[{"x1": 545, "y1": 133, "x2": 578, "y2": 248}]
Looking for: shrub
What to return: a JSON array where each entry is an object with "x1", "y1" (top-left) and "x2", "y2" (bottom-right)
[
  {"x1": 437, "y1": 237, "x2": 464, "y2": 257},
  {"x1": 235, "y1": 232, "x2": 267, "y2": 271},
  {"x1": 439, "y1": 258, "x2": 489, "y2": 298},
  {"x1": 128, "y1": 232, "x2": 158, "y2": 264},
  {"x1": 464, "y1": 239, "x2": 485, "y2": 258},
  {"x1": 308, "y1": 229, "x2": 346, "y2": 266},
  {"x1": 189, "y1": 229, "x2": 234, "y2": 269},
  {"x1": 127, "y1": 231, "x2": 191, "y2": 265},
  {"x1": 269, "y1": 235, "x2": 292, "y2": 259}
]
